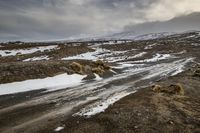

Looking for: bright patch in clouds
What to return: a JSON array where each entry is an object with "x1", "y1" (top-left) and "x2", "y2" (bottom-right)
[{"x1": 146, "y1": 0, "x2": 200, "y2": 21}]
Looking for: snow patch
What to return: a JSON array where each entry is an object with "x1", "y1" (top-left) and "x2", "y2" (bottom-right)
[
  {"x1": 0, "y1": 73, "x2": 86, "y2": 95},
  {"x1": 132, "y1": 52, "x2": 147, "y2": 58},
  {"x1": 144, "y1": 43, "x2": 159, "y2": 49},
  {"x1": 62, "y1": 48, "x2": 109, "y2": 60},
  {"x1": 174, "y1": 50, "x2": 187, "y2": 55},
  {"x1": 74, "y1": 91, "x2": 135, "y2": 117},
  {"x1": 134, "y1": 53, "x2": 171, "y2": 63},
  {"x1": 110, "y1": 69, "x2": 117, "y2": 74},
  {"x1": 23, "y1": 56, "x2": 49, "y2": 62},
  {"x1": 94, "y1": 73, "x2": 103, "y2": 81},
  {"x1": 0, "y1": 45, "x2": 57, "y2": 57},
  {"x1": 191, "y1": 43, "x2": 200, "y2": 46},
  {"x1": 105, "y1": 51, "x2": 145, "y2": 63},
  {"x1": 142, "y1": 58, "x2": 193, "y2": 80},
  {"x1": 62, "y1": 48, "x2": 139, "y2": 63},
  {"x1": 113, "y1": 63, "x2": 145, "y2": 69},
  {"x1": 54, "y1": 126, "x2": 64, "y2": 132}
]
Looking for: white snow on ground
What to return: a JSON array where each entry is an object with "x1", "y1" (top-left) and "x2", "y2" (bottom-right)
[
  {"x1": 74, "y1": 91, "x2": 135, "y2": 117},
  {"x1": 191, "y1": 43, "x2": 200, "y2": 46},
  {"x1": 132, "y1": 52, "x2": 147, "y2": 58},
  {"x1": 113, "y1": 53, "x2": 172, "y2": 69},
  {"x1": 185, "y1": 35, "x2": 196, "y2": 38},
  {"x1": 89, "y1": 41, "x2": 129, "y2": 47},
  {"x1": 94, "y1": 73, "x2": 103, "y2": 81},
  {"x1": 62, "y1": 51, "x2": 98, "y2": 60},
  {"x1": 105, "y1": 52, "x2": 146, "y2": 63},
  {"x1": 54, "y1": 126, "x2": 64, "y2": 132},
  {"x1": 110, "y1": 69, "x2": 117, "y2": 74},
  {"x1": 62, "y1": 47, "x2": 142, "y2": 63},
  {"x1": 113, "y1": 63, "x2": 146, "y2": 69},
  {"x1": 141, "y1": 58, "x2": 193, "y2": 80},
  {"x1": 62, "y1": 48, "x2": 110, "y2": 60},
  {"x1": 0, "y1": 45, "x2": 57, "y2": 57},
  {"x1": 144, "y1": 43, "x2": 159, "y2": 49},
  {"x1": 174, "y1": 50, "x2": 187, "y2": 55},
  {"x1": 23, "y1": 56, "x2": 49, "y2": 62},
  {"x1": 62, "y1": 48, "x2": 117, "y2": 60},
  {"x1": 0, "y1": 73, "x2": 86, "y2": 95},
  {"x1": 134, "y1": 53, "x2": 172, "y2": 63}
]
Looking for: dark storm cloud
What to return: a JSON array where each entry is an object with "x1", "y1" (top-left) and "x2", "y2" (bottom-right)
[{"x1": 0, "y1": 0, "x2": 199, "y2": 41}]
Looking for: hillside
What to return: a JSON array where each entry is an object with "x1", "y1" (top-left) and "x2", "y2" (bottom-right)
[{"x1": 0, "y1": 31, "x2": 200, "y2": 133}]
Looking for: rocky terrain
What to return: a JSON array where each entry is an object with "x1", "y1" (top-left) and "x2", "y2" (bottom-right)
[
  {"x1": 0, "y1": 31, "x2": 200, "y2": 133},
  {"x1": 62, "y1": 66, "x2": 200, "y2": 133}
]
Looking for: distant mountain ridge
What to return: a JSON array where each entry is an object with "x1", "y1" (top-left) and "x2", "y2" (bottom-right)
[
  {"x1": 123, "y1": 12, "x2": 200, "y2": 35},
  {"x1": 104, "y1": 31, "x2": 176, "y2": 40}
]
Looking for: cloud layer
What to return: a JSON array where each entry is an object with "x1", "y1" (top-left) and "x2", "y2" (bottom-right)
[{"x1": 0, "y1": 0, "x2": 200, "y2": 41}]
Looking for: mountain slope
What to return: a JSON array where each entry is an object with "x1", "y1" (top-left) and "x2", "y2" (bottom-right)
[{"x1": 123, "y1": 12, "x2": 200, "y2": 35}]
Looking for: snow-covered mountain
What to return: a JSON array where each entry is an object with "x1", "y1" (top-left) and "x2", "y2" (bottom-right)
[
  {"x1": 64, "y1": 31, "x2": 176, "y2": 42},
  {"x1": 101, "y1": 31, "x2": 137, "y2": 40},
  {"x1": 102, "y1": 31, "x2": 176, "y2": 40},
  {"x1": 132, "y1": 32, "x2": 176, "y2": 40}
]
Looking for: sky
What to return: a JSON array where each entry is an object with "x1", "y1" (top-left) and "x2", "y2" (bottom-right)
[{"x1": 0, "y1": 0, "x2": 200, "y2": 41}]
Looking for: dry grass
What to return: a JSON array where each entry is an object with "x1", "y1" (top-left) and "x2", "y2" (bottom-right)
[
  {"x1": 70, "y1": 62, "x2": 84, "y2": 75},
  {"x1": 152, "y1": 85, "x2": 162, "y2": 93},
  {"x1": 152, "y1": 83, "x2": 185, "y2": 95},
  {"x1": 168, "y1": 83, "x2": 184, "y2": 95}
]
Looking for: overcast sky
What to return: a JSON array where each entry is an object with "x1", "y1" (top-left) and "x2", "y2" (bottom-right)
[{"x1": 0, "y1": 0, "x2": 200, "y2": 41}]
